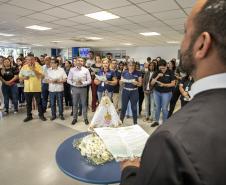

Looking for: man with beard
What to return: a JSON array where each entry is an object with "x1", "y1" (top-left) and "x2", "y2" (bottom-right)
[{"x1": 120, "y1": 0, "x2": 226, "y2": 185}]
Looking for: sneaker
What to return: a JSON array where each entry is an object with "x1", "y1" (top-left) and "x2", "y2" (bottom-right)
[
  {"x1": 39, "y1": 116, "x2": 47, "y2": 121},
  {"x1": 84, "y1": 119, "x2": 89, "y2": 125},
  {"x1": 71, "y1": 119, "x2": 77, "y2": 125},
  {"x1": 50, "y1": 116, "x2": 56, "y2": 121},
  {"x1": 151, "y1": 121, "x2": 159, "y2": 127},
  {"x1": 24, "y1": 117, "x2": 33, "y2": 122}
]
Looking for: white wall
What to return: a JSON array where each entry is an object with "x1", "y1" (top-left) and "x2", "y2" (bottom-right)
[
  {"x1": 31, "y1": 47, "x2": 51, "y2": 57},
  {"x1": 95, "y1": 46, "x2": 180, "y2": 63}
]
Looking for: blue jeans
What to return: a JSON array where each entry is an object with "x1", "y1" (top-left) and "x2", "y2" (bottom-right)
[
  {"x1": 41, "y1": 83, "x2": 49, "y2": 112},
  {"x1": 1, "y1": 84, "x2": 18, "y2": 111},
  {"x1": 49, "y1": 92, "x2": 63, "y2": 117},
  {"x1": 153, "y1": 90, "x2": 172, "y2": 122},
  {"x1": 144, "y1": 92, "x2": 156, "y2": 120},
  {"x1": 97, "y1": 91, "x2": 113, "y2": 102}
]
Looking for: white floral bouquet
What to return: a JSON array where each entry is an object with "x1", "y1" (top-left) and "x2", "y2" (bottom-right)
[{"x1": 73, "y1": 133, "x2": 114, "y2": 165}]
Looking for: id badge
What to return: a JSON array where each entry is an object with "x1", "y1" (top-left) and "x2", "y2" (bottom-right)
[
  {"x1": 101, "y1": 82, "x2": 105, "y2": 87},
  {"x1": 185, "y1": 86, "x2": 189, "y2": 92}
]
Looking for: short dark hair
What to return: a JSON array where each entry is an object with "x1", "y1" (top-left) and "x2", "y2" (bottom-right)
[
  {"x1": 89, "y1": 51, "x2": 94, "y2": 55},
  {"x1": 27, "y1": 53, "x2": 34, "y2": 57},
  {"x1": 106, "y1": 52, "x2": 112, "y2": 56},
  {"x1": 147, "y1": 57, "x2": 151, "y2": 62},
  {"x1": 194, "y1": 0, "x2": 226, "y2": 65},
  {"x1": 158, "y1": 59, "x2": 167, "y2": 67}
]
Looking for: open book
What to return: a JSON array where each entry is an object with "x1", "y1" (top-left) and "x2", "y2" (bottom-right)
[
  {"x1": 94, "y1": 125, "x2": 149, "y2": 161},
  {"x1": 121, "y1": 78, "x2": 136, "y2": 84},
  {"x1": 95, "y1": 74, "x2": 107, "y2": 82},
  {"x1": 20, "y1": 69, "x2": 35, "y2": 77}
]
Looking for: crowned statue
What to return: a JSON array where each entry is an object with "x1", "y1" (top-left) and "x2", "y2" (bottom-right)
[{"x1": 89, "y1": 91, "x2": 122, "y2": 130}]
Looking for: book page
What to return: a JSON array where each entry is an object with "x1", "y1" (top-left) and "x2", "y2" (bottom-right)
[
  {"x1": 94, "y1": 127, "x2": 130, "y2": 158},
  {"x1": 118, "y1": 125, "x2": 149, "y2": 157},
  {"x1": 94, "y1": 125, "x2": 149, "y2": 160}
]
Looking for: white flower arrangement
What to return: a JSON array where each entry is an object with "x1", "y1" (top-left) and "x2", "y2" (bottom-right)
[{"x1": 73, "y1": 133, "x2": 114, "y2": 165}]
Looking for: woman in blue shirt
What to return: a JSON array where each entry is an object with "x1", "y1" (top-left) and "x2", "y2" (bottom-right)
[
  {"x1": 120, "y1": 60, "x2": 142, "y2": 125},
  {"x1": 94, "y1": 59, "x2": 117, "y2": 101}
]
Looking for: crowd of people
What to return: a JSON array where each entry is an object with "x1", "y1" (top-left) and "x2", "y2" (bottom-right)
[{"x1": 0, "y1": 51, "x2": 194, "y2": 126}]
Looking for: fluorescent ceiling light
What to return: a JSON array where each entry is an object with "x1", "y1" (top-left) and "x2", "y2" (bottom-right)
[
  {"x1": 167, "y1": 41, "x2": 180, "y2": 44},
  {"x1": 86, "y1": 37, "x2": 103, "y2": 40},
  {"x1": 0, "y1": 33, "x2": 15, "y2": 37},
  {"x1": 122, "y1": 43, "x2": 133, "y2": 46},
  {"x1": 85, "y1": 11, "x2": 119, "y2": 21},
  {"x1": 140, "y1": 32, "x2": 160, "y2": 36},
  {"x1": 32, "y1": 44, "x2": 43, "y2": 46},
  {"x1": 26, "y1": 25, "x2": 52, "y2": 31},
  {"x1": 20, "y1": 46, "x2": 29, "y2": 49},
  {"x1": 51, "y1": 41, "x2": 62, "y2": 43}
]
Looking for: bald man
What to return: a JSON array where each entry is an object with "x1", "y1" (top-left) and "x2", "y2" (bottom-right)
[{"x1": 120, "y1": 1, "x2": 226, "y2": 185}]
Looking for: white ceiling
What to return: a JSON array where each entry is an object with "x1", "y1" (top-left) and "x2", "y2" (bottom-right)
[{"x1": 0, "y1": 0, "x2": 196, "y2": 48}]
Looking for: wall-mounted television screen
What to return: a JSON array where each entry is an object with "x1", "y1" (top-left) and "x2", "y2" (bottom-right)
[{"x1": 79, "y1": 48, "x2": 90, "y2": 58}]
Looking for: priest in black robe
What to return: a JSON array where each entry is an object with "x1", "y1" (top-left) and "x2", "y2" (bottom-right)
[{"x1": 120, "y1": 1, "x2": 226, "y2": 185}]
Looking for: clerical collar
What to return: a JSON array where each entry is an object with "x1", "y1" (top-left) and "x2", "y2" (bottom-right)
[{"x1": 190, "y1": 72, "x2": 226, "y2": 98}]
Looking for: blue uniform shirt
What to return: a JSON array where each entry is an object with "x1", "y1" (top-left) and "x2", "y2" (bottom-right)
[
  {"x1": 122, "y1": 70, "x2": 141, "y2": 89},
  {"x1": 97, "y1": 69, "x2": 116, "y2": 92}
]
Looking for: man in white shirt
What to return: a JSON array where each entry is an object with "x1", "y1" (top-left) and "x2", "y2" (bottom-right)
[
  {"x1": 120, "y1": 1, "x2": 226, "y2": 185},
  {"x1": 67, "y1": 57, "x2": 91, "y2": 125},
  {"x1": 47, "y1": 58, "x2": 67, "y2": 120}
]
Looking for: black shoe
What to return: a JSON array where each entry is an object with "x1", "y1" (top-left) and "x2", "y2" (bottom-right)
[
  {"x1": 24, "y1": 117, "x2": 33, "y2": 122},
  {"x1": 151, "y1": 122, "x2": 159, "y2": 127},
  {"x1": 50, "y1": 116, "x2": 56, "y2": 121},
  {"x1": 39, "y1": 116, "x2": 47, "y2": 121},
  {"x1": 84, "y1": 119, "x2": 89, "y2": 125},
  {"x1": 60, "y1": 115, "x2": 65, "y2": 120},
  {"x1": 78, "y1": 111, "x2": 82, "y2": 116},
  {"x1": 71, "y1": 119, "x2": 77, "y2": 125},
  {"x1": 70, "y1": 111, "x2": 73, "y2": 116}
]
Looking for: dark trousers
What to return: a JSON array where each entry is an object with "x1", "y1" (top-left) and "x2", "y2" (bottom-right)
[
  {"x1": 168, "y1": 86, "x2": 180, "y2": 118},
  {"x1": 2, "y1": 84, "x2": 18, "y2": 111},
  {"x1": 91, "y1": 80, "x2": 98, "y2": 110},
  {"x1": 41, "y1": 83, "x2": 49, "y2": 112},
  {"x1": 64, "y1": 83, "x2": 72, "y2": 106},
  {"x1": 18, "y1": 86, "x2": 25, "y2": 104},
  {"x1": 138, "y1": 87, "x2": 144, "y2": 115},
  {"x1": 50, "y1": 91, "x2": 63, "y2": 117},
  {"x1": 25, "y1": 92, "x2": 43, "y2": 117},
  {"x1": 120, "y1": 89, "x2": 139, "y2": 124}
]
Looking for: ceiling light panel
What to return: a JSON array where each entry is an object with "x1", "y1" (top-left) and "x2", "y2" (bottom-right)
[
  {"x1": 85, "y1": 11, "x2": 120, "y2": 21},
  {"x1": 140, "y1": 32, "x2": 161, "y2": 36},
  {"x1": 26, "y1": 25, "x2": 52, "y2": 31}
]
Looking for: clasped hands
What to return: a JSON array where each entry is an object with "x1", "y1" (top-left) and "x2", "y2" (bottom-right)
[{"x1": 120, "y1": 158, "x2": 141, "y2": 171}]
